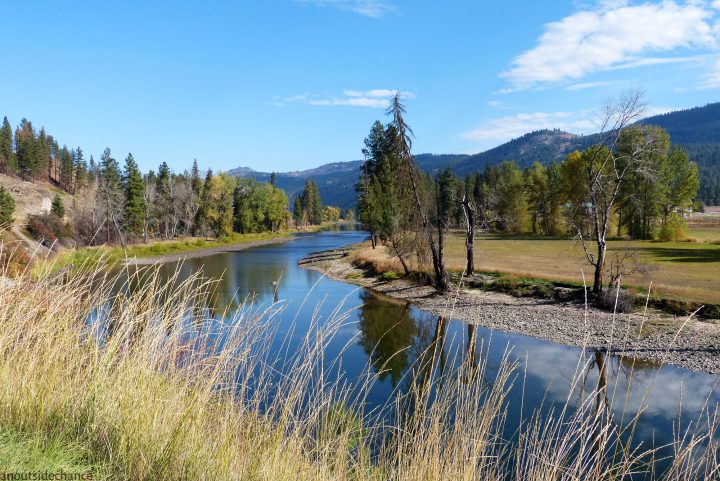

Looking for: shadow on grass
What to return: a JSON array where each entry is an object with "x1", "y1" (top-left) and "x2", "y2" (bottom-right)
[{"x1": 631, "y1": 246, "x2": 720, "y2": 263}]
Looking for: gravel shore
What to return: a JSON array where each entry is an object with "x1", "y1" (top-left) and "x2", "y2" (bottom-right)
[{"x1": 301, "y1": 249, "x2": 720, "y2": 374}]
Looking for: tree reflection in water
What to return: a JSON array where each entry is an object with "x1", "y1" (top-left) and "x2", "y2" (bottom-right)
[{"x1": 357, "y1": 291, "x2": 417, "y2": 387}]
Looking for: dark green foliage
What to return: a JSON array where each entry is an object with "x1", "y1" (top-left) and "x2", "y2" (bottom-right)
[
  {"x1": 0, "y1": 117, "x2": 15, "y2": 174},
  {"x1": 300, "y1": 179, "x2": 323, "y2": 225},
  {"x1": 0, "y1": 186, "x2": 15, "y2": 226},
  {"x1": 123, "y1": 153, "x2": 146, "y2": 236},
  {"x1": 293, "y1": 194, "x2": 303, "y2": 226},
  {"x1": 51, "y1": 193, "x2": 65, "y2": 218}
]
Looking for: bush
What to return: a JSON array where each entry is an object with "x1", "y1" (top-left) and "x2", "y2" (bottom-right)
[
  {"x1": 0, "y1": 186, "x2": 15, "y2": 226},
  {"x1": 380, "y1": 271, "x2": 400, "y2": 281},
  {"x1": 659, "y1": 214, "x2": 688, "y2": 241},
  {"x1": 597, "y1": 287, "x2": 636, "y2": 313},
  {"x1": 26, "y1": 214, "x2": 72, "y2": 247}
]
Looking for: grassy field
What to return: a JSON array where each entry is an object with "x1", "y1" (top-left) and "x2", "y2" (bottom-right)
[{"x1": 356, "y1": 219, "x2": 720, "y2": 304}]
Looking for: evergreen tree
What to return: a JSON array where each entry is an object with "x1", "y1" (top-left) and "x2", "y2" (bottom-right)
[
  {"x1": 123, "y1": 153, "x2": 146, "y2": 236},
  {"x1": 0, "y1": 186, "x2": 15, "y2": 226},
  {"x1": 194, "y1": 168, "x2": 213, "y2": 236},
  {"x1": 59, "y1": 146, "x2": 74, "y2": 191},
  {"x1": 190, "y1": 159, "x2": 202, "y2": 197},
  {"x1": 74, "y1": 147, "x2": 87, "y2": 191},
  {"x1": 98, "y1": 148, "x2": 123, "y2": 244},
  {"x1": 293, "y1": 194, "x2": 303, "y2": 226},
  {"x1": 51, "y1": 193, "x2": 65, "y2": 218},
  {"x1": 0, "y1": 117, "x2": 15, "y2": 175}
]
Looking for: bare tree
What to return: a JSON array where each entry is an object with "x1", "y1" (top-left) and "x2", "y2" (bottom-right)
[{"x1": 573, "y1": 90, "x2": 652, "y2": 294}]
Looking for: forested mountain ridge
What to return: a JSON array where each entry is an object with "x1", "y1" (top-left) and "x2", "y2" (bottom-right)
[{"x1": 233, "y1": 102, "x2": 720, "y2": 208}]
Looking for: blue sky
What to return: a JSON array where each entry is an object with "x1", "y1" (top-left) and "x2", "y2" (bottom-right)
[{"x1": 2, "y1": 0, "x2": 719, "y2": 173}]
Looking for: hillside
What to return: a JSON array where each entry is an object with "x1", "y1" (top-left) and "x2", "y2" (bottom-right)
[{"x1": 232, "y1": 102, "x2": 720, "y2": 209}]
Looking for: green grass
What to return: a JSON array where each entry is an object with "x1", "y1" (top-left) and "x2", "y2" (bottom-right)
[
  {"x1": 37, "y1": 231, "x2": 290, "y2": 274},
  {"x1": 0, "y1": 429, "x2": 103, "y2": 474}
]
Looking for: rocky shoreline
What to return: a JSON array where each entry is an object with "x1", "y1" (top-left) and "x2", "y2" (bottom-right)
[{"x1": 300, "y1": 248, "x2": 720, "y2": 374}]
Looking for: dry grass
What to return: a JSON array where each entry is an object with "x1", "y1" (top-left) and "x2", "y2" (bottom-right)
[
  {"x1": 471, "y1": 235, "x2": 719, "y2": 304},
  {"x1": 1, "y1": 253, "x2": 720, "y2": 479}
]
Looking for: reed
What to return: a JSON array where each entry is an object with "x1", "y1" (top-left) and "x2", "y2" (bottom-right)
[{"x1": 0, "y1": 250, "x2": 718, "y2": 479}]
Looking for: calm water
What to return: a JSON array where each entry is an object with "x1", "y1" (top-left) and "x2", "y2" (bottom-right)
[{"x1": 123, "y1": 227, "x2": 720, "y2": 461}]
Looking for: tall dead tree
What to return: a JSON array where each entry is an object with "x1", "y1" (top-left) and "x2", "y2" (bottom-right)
[{"x1": 387, "y1": 94, "x2": 450, "y2": 292}]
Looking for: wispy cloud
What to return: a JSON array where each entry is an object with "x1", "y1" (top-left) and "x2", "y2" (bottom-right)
[
  {"x1": 458, "y1": 105, "x2": 675, "y2": 148},
  {"x1": 564, "y1": 79, "x2": 628, "y2": 91},
  {"x1": 699, "y1": 57, "x2": 720, "y2": 89},
  {"x1": 294, "y1": 0, "x2": 396, "y2": 18},
  {"x1": 459, "y1": 110, "x2": 600, "y2": 147},
  {"x1": 271, "y1": 89, "x2": 414, "y2": 108},
  {"x1": 502, "y1": 1, "x2": 719, "y2": 90}
]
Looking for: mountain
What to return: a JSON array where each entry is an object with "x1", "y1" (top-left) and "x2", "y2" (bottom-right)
[{"x1": 231, "y1": 102, "x2": 720, "y2": 209}]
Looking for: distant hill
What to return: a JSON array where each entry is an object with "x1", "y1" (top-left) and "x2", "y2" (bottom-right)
[{"x1": 231, "y1": 102, "x2": 720, "y2": 209}]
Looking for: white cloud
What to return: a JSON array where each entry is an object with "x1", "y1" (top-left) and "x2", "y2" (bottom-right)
[
  {"x1": 699, "y1": 58, "x2": 720, "y2": 88},
  {"x1": 503, "y1": 1, "x2": 719, "y2": 89},
  {"x1": 564, "y1": 79, "x2": 628, "y2": 91},
  {"x1": 459, "y1": 110, "x2": 601, "y2": 146},
  {"x1": 713, "y1": 0, "x2": 720, "y2": 8},
  {"x1": 271, "y1": 89, "x2": 413, "y2": 108},
  {"x1": 295, "y1": 0, "x2": 396, "y2": 18},
  {"x1": 459, "y1": 105, "x2": 677, "y2": 149},
  {"x1": 487, "y1": 100, "x2": 504, "y2": 108}
]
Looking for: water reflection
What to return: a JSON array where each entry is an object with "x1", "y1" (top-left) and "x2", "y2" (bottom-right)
[{"x1": 108, "y1": 229, "x2": 719, "y2": 468}]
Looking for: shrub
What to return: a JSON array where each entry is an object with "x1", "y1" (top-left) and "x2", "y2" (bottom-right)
[
  {"x1": 26, "y1": 214, "x2": 72, "y2": 247},
  {"x1": 597, "y1": 287, "x2": 636, "y2": 313},
  {"x1": 50, "y1": 193, "x2": 65, "y2": 218},
  {"x1": 0, "y1": 186, "x2": 15, "y2": 226},
  {"x1": 659, "y1": 213, "x2": 688, "y2": 242},
  {"x1": 380, "y1": 271, "x2": 400, "y2": 281}
]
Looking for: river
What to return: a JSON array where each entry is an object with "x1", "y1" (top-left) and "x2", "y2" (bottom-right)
[{"x1": 122, "y1": 227, "x2": 720, "y2": 466}]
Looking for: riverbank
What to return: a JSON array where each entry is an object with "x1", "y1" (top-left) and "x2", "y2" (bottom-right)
[
  {"x1": 126, "y1": 235, "x2": 294, "y2": 265},
  {"x1": 36, "y1": 232, "x2": 292, "y2": 273},
  {"x1": 300, "y1": 247, "x2": 720, "y2": 374}
]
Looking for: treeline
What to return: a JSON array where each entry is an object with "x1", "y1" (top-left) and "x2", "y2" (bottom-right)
[
  {"x1": 358, "y1": 93, "x2": 701, "y2": 295},
  {"x1": 0, "y1": 114, "x2": 295, "y2": 246},
  {"x1": 456, "y1": 126, "x2": 699, "y2": 241},
  {"x1": 70, "y1": 151, "x2": 291, "y2": 246},
  {"x1": 0, "y1": 117, "x2": 88, "y2": 194}
]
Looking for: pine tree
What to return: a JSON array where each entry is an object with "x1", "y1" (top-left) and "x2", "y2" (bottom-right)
[
  {"x1": 293, "y1": 194, "x2": 303, "y2": 226},
  {"x1": 98, "y1": 148, "x2": 123, "y2": 244},
  {"x1": 190, "y1": 159, "x2": 202, "y2": 197},
  {"x1": 0, "y1": 186, "x2": 15, "y2": 226},
  {"x1": 74, "y1": 147, "x2": 87, "y2": 191},
  {"x1": 0, "y1": 117, "x2": 15, "y2": 175},
  {"x1": 51, "y1": 193, "x2": 65, "y2": 218},
  {"x1": 123, "y1": 153, "x2": 146, "y2": 236},
  {"x1": 59, "y1": 146, "x2": 74, "y2": 192},
  {"x1": 194, "y1": 168, "x2": 213, "y2": 236}
]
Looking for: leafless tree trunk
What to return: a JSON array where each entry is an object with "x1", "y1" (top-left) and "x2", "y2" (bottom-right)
[
  {"x1": 387, "y1": 95, "x2": 449, "y2": 292},
  {"x1": 460, "y1": 194, "x2": 475, "y2": 275}
]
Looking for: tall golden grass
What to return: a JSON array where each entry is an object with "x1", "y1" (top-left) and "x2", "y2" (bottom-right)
[{"x1": 0, "y1": 251, "x2": 719, "y2": 479}]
